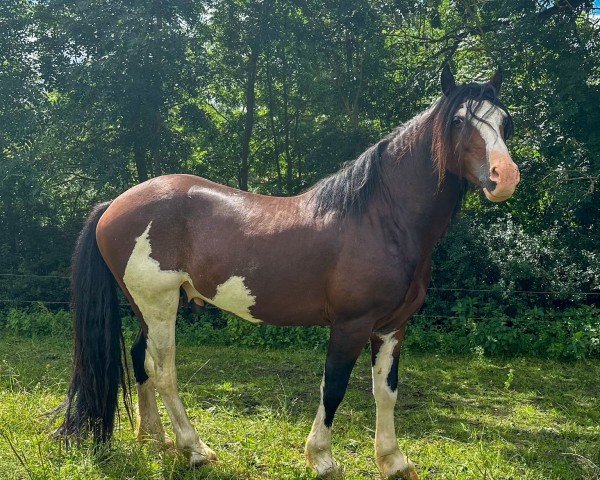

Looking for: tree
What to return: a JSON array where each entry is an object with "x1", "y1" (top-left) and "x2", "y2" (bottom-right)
[
  {"x1": 36, "y1": 0, "x2": 208, "y2": 185},
  {"x1": 0, "y1": 0, "x2": 598, "y2": 311}
]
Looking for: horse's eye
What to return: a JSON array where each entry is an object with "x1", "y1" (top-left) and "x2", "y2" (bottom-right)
[{"x1": 452, "y1": 116, "x2": 464, "y2": 127}]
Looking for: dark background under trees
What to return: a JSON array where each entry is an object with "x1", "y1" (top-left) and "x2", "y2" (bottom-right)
[{"x1": 1, "y1": 0, "x2": 598, "y2": 358}]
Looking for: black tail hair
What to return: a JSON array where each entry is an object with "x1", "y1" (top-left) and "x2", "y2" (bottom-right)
[{"x1": 58, "y1": 201, "x2": 132, "y2": 444}]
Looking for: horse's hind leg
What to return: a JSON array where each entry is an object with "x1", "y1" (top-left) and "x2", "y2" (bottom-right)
[
  {"x1": 130, "y1": 330, "x2": 171, "y2": 447},
  {"x1": 142, "y1": 289, "x2": 216, "y2": 466}
]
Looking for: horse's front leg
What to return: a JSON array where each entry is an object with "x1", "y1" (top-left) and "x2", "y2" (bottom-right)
[
  {"x1": 370, "y1": 328, "x2": 419, "y2": 480},
  {"x1": 305, "y1": 321, "x2": 372, "y2": 478}
]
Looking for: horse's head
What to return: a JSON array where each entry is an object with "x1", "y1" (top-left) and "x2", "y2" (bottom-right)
[{"x1": 431, "y1": 65, "x2": 520, "y2": 202}]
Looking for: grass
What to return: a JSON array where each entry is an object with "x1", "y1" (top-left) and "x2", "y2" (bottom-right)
[{"x1": 0, "y1": 334, "x2": 598, "y2": 479}]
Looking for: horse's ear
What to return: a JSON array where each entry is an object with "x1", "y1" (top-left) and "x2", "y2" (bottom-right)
[
  {"x1": 441, "y1": 64, "x2": 456, "y2": 96},
  {"x1": 489, "y1": 67, "x2": 503, "y2": 93}
]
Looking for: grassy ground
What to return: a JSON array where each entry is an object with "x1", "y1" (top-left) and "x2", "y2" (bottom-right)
[{"x1": 0, "y1": 334, "x2": 598, "y2": 480}]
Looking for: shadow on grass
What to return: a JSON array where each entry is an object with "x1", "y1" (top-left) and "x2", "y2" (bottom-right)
[
  {"x1": 1, "y1": 336, "x2": 599, "y2": 479},
  {"x1": 173, "y1": 347, "x2": 599, "y2": 479},
  {"x1": 84, "y1": 441, "x2": 248, "y2": 480}
]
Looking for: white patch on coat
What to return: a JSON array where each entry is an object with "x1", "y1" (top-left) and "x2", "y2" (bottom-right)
[
  {"x1": 372, "y1": 331, "x2": 410, "y2": 476},
  {"x1": 210, "y1": 276, "x2": 259, "y2": 323},
  {"x1": 124, "y1": 221, "x2": 261, "y2": 324},
  {"x1": 123, "y1": 222, "x2": 186, "y2": 323},
  {"x1": 183, "y1": 276, "x2": 261, "y2": 323},
  {"x1": 457, "y1": 100, "x2": 508, "y2": 154},
  {"x1": 305, "y1": 377, "x2": 339, "y2": 476}
]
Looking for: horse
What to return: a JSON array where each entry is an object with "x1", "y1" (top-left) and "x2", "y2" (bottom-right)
[{"x1": 58, "y1": 65, "x2": 519, "y2": 479}]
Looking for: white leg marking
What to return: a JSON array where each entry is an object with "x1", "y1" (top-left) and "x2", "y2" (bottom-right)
[
  {"x1": 372, "y1": 332, "x2": 415, "y2": 478},
  {"x1": 305, "y1": 378, "x2": 340, "y2": 477},
  {"x1": 136, "y1": 379, "x2": 170, "y2": 445},
  {"x1": 144, "y1": 317, "x2": 216, "y2": 465},
  {"x1": 123, "y1": 223, "x2": 216, "y2": 465}
]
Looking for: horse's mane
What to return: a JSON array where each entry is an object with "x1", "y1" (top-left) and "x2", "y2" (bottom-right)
[
  {"x1": 308, "y1": 137, "x2": 390, "y2": 218},
  {"x1": 310, "y1": 81, "x2": 513, "y2": 218}
]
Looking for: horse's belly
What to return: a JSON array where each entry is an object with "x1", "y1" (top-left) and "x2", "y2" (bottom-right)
[
  {"x1": 183, "y1": 274, "x2": 328, "y2": 327},
  {"x1": 254, "y1": 308, "x2": 330, "y2": 327}
]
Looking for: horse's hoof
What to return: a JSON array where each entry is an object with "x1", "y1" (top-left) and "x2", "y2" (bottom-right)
[
  {"x1": 189, "y1": 447, "x2": 217, "y2": 468},
  {"x1": 306, "y1": 455, "x2": 342, "y2": 478},
  {"x1": 377, "y1": 452, "x2": 419, "y2": 479},
  {"x1": 395, "y1": 464, "x2": 419, "y2": 480},
  {"x1": 305, "y1": 441, "x2": 342, "y2": 478},
  {"x1": 316, "y1": 463, "x2": 343, "y2": 479},
  {"x1": 189, "y1": 452, "x2": 210, "y2": 468}
]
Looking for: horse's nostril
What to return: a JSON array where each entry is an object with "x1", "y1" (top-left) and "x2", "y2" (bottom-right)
[{"x1": 489, "y1": 166, "x2": 501, "y2": 181}]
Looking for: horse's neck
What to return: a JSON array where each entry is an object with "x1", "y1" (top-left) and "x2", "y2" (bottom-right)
[{"x1": 372, "y1": 137, "x2": 462, "y2": 251}]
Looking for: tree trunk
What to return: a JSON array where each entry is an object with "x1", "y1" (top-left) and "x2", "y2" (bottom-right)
[
  {"x1": 281, "y1": 42, "x2": 293, "y2": 194},
  {"x1": 239, "y1": 46, "x2": 259, "y2": 191},
  {"x1": 266, "y1": 53, "x2": 283, "y2": 194},
  {"x1": 134, "y1": 145, "x2": 148, "y2": 183},
  {"x1": 294, "y1": 106, "x2": 302, "y2": 184}
]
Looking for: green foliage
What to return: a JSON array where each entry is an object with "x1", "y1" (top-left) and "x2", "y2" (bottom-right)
[
  {"x1": 1, "y1": 306, "x2": 71, "y2": 337},
  {"x1": 405, "y1": 305, "x2": 600, "y2": 360},
  {"x1": 0, "y1": 0, "x2": 598, "y2": 349},
  {"x1": 0, "y1": 305, "x2": 141, "y2": 340},
  {"x1": 2, "y1": 306, "x2": 598, "y2": 360},
  {"x1": 180, "y1": 312, "x2": 330, "y2": 351}
]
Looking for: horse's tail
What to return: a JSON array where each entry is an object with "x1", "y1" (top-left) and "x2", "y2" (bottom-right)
[{"x1": 58, "y1": 201, "x2": 131, "y2": 444}]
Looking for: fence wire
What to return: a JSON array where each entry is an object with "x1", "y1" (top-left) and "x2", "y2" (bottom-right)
[{"x1": 0, "y1": 272, "x2": 598, "y2": 316}]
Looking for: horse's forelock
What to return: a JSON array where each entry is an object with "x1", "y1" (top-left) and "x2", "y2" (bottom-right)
[{"x1": 430, "y1": 83, "x2": 511, "y2": 185}]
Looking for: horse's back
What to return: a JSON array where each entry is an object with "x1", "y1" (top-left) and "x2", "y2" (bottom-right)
[
  {"x1": 94, "y1": 174, "x2": 335, "y2": 326},
  {"x1": 94, "y1": 175, "x2": 230, "y2": 277}
]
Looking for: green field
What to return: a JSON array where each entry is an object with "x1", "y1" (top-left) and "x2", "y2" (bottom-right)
[{"x1": 0, "y1": 335, "x2": 598, "y2": 479}]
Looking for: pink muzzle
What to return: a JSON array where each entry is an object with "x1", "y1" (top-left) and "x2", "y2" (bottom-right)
[{"x1": 483, "y1": 152, "x2": 520, "y2": 202}]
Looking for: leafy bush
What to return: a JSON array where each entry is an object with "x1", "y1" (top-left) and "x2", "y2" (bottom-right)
[
  {"x1": 404, "y1": 305, "x2": 600, "y2": 360},
  {"x1": 178, "y1": 311, "x2": 329, "y2": 351},
  {"x1": 1, "y1": 305, "x2": 71, "y2": 337},
  {"x1": 0, "y1": 305, "x2": 141, "y2": 341},
  {"x1": 2, "y1": 305, "x2": 597, "y2": 360},
  {"x1": 432, "y1": 212, "x2": 599, "y2": 313}
]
